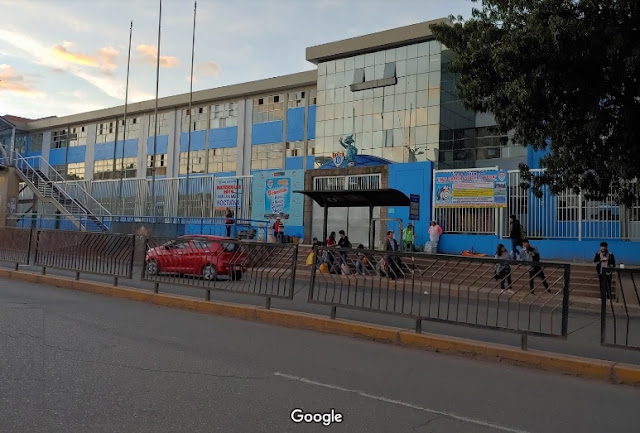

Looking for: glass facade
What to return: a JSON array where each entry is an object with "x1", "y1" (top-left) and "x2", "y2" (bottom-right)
[{"x1": 314, "y1": 40, "x2": 442, "y2": 165}]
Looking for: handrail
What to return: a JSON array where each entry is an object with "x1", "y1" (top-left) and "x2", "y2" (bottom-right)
[{"x1": 12, "y1": 152, "x2": 111, "y2": 217}]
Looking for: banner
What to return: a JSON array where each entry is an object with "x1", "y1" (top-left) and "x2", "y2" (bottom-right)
[
  {"x1": 409, "y1": 194, "x2": 420, "y2": 220},
  {"x1": 214, "y1": 177, "x2": 243, "y2": 209},
  {"x1": 251, "y1": 170, "x2": 304, "y2": 226},
  {"x1": 434, "y1": 169, "x2": 507, "y2": 208}
]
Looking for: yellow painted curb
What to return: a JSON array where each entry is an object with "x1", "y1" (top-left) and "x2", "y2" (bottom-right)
[{"x1": 1, "y1": 268, "x2": 639, "y2": 386}]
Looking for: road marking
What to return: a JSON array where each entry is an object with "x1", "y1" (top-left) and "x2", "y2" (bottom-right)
[{"x1": 274, "y1": 372, "x2": 530, "y2": 433}]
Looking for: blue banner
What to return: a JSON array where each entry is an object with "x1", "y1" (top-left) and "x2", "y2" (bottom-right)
[{"x1": 434, "y1": 169, "x2": 507, "y2": 208}]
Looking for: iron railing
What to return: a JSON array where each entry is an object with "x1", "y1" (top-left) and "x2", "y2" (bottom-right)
[
  {"x1": 142, "y1": 236, "x2": 298, "y2": 305},
  {"x1": 601, "y1": 268, "x2": 640, "y2": 350},
  {"x1": 0, "y1": 227, "x2": 32, "y2": 266},
  {"x1": 34, "y1": 229, "x2": 135, "y2": 279},
  {"x1": 309, "y1": 246, "x2": 571, "y2": 340}
]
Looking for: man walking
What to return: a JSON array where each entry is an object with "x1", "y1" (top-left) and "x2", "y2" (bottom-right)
[
  {"x1": 594, "y1": 241, "x2": 616, "y2": 299},
  {"x1": 509, "y1": 215, "x2": 525, "y2": 258},
  {"x1": 517, "y1": 239, "x2": 550, "y2": 294}
]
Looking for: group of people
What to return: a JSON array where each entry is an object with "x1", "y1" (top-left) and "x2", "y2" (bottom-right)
[{"x1": 401, "y1": 221, "x2": 443, "y2": 252}]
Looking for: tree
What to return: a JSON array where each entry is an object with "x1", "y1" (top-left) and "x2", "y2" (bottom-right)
[{"x1": 431, "y1": 0, "x2": 640, "y2": 205}]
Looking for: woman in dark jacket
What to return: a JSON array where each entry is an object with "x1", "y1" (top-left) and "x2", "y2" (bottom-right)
[{"x1": 594, "y1": 241, "x2": 616, "y2": 299}]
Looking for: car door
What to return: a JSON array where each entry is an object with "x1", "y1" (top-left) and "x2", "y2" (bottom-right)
[
  {"x1": 164, "y1": 240, "x2": 190, "y2": 273},
  {"x1": 182, "y1": 240, "x2": 211, "y2": 275}
]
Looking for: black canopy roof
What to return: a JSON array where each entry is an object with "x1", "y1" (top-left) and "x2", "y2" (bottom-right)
[{"x1": 294, "y1": 188, "x2": 410, "y2": 207}]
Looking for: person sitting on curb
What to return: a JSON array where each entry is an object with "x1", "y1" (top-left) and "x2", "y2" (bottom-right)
[{"x1": 517, "y1": 239, "x2": 550, "y2": 294}]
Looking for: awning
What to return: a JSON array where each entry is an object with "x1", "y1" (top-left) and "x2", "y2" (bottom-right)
[{"x1": 294, "y1": 188, "x2": 410, "y2": 207}]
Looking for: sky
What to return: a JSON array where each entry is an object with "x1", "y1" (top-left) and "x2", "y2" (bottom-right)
[{"x1": 0, "y1": 0, "x2": 475, "y2": 120}]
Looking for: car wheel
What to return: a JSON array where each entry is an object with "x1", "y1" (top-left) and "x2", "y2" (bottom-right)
[
  {"x1": 202, "y1": 264, "x2": 217, "y2": 281},
  {"x1": 147, "y1": 259, "x2": 160, "y2": 276}
]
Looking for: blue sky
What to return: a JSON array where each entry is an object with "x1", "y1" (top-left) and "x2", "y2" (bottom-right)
[{"x1": 0, "y1": 0, "x2": 475, "y2": 120}]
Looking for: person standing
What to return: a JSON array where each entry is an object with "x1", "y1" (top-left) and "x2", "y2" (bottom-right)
[
  {"x1": 517, "y1": 239, "x2": 550, "y2": 294},
  {"x1": 273, "y1": 217, "x2": 285, "y2": 243},
  {"x1": 427, "y1": 220, "x2": 443, "y2": 253},
  {"x1": 403, "y1": 224, "x2": 415, "y2": 252},
  {"x1": 594, "y1": 241, "x2": 616, "y2": 300},
  {"x1": 337, "y1": 230, "x2": 352, "y2": 273},
  {"x1": 384, "y1": 230, "x2": 400, "y2": 278},
  {"x1": 225, "y1": 208, "x2": 233, "y2": 237},
  {"x1": 325, "y1": 231, "x2": 337, "y2": 272},
  {"x1": 494, "y1": 243, "x2": 513, "y2": 292},
  {"x1": 509, "y1": 215, "x2": 525, "y2": 258}
]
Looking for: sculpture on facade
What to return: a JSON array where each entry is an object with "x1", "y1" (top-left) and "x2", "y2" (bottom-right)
[{"x1": 338, "y1": 134, "x2": 358, "y2": 167}]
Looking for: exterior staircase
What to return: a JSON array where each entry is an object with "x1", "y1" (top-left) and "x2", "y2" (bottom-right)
[{"x1": 9, "y1": 153, "x2": 110, "y2": 232}]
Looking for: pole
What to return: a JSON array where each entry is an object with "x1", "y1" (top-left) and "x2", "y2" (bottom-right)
[
  {"x1": 186, "y1": 1, "x2": 197, "y2": 198},
  {"x1": 151, "y1": 0, "x2": 162, "y2": 219},
  {"x1": 118, "y1": 21, "x2": 133, "y2": 215}
]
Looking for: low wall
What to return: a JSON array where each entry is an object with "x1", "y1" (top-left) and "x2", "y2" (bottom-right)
[{"x1": 438, "y1": 234, "x2": 640, "y2": 265}]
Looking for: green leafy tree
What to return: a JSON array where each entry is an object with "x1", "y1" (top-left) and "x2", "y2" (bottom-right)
[{"x1": 431, "y1": 0, "x2": 640, "y2": 205}]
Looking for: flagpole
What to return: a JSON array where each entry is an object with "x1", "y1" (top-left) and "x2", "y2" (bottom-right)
[
  {"x1": 119, "y1": 20, "x2": 133, "y2": 215},
  {"x1": 186, "y1": 1, "x2": 197, "y2": 213},
  {"x1": 151, "y1": 0, "x2": 162, "y2": 219}
]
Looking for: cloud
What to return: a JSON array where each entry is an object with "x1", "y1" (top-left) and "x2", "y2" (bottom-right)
[
  {"x1": 136, "y1": 44, "x2": 179, "y2": 68},
  {"x1": 0, "y1": 64, "x2": 43, "y2": 95},
  {"x1": 50, "y1": 43, "x2": 119, "y2": 73},
  {"x1": 196, "y1": 61, "x2": 222, "y2": 78},
  {"x1": 0, "y1": 28, "x2": 153, "y2": 102}
]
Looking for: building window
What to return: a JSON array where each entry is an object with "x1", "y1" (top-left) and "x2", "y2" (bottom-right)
[
  {"x1": 29, "y1": 133, "x2": 43, "y2": 153},
  {"x1": 308, "y1": 89, "x2": 317, "y2": 106},
  {"x1": 149, "y1": 112, "x2": 171, "y2": 136},
  {"x1": 181, "y1": 106, "x2": 209, "y2": 132},
  {"x1": 67, "y1": 162, "x2": 85, "y2": 180},
  {"x1": 253, "y1": 94, "x2": 284, "y2": 123},
  {"x1": 286, "y1": 141, "x2": 302, "y2": 157},
  {"x1": 147, "y1": 154, "x2": 167, "y2": 177},
  {"x1": 210, "y1": 102, "x2": 237, "y2": 129},
  {"x1": 117, "y1": 117, "x2": 141, "y2": 140},
  {"x1": 251, "y1": 142, "x2": 284, "y2": 170},
  {"x1": 52, "y1": 129, "x2": 68, "y2": 149},
  {"x1": 208, "y1": 147, "x2": 237, "y2": 173},
  {"x1": 52, "y1": 164, "x2": 66, "y2": 178},
  {"x1": 288, "y1": 91, "x2": 306, "y2": 108},
  {"x1": 96, "y1": 121, "x2": 116, "y2": 143},
  {"x1": 115, "y1": 157, "x2": 137, "y2": 178},
  {"x1": 68, "y1": 125, "x2": 87, "y2": 147},
  {"x1": 93, "y1": 159, "x2": 115, "y2": 180},
  {"x1": 179, "y1": 150, "x2": 207, "y2": 175}
]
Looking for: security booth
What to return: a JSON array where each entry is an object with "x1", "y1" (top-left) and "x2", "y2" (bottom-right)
[{"x1": 295, "y1": 188, "x2": 410, "y2": 249}]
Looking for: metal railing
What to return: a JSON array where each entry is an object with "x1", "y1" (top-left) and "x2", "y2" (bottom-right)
[
  {"x1": 0, "y1": 227, "x2": 33, "y2": 267},
  {"x1": 141, "y1": 236, "x2": 298, "y2": 306},
  {"x1": 34, "y1": 229, "x2": 135, "y2": 280},
  {"x1": 309, "y1": 246, "x2": 570, "y2": 341},
  {"x1": 601, "y1": 268, "x2": 640, "y2": 350},
  {"x1": 313, "y1": 174, "x2": 381, "y2": 191}
]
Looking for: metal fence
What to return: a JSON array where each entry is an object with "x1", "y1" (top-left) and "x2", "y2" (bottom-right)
[
  {"x1": 142, "y1": 236, "x2": 298, "y2": 305},
  {"x1": 601, "y1": 268, "x2": 640, "y2": 350},
  {"x1": 309, "y1": 246, "x2": 570, "y2": 339},
  {"x1": 34, "y1": 230, "x2": 135, "y2": 279},
  {"x1": 0, "y1": 227, "x2": 32, "y2": 266}
]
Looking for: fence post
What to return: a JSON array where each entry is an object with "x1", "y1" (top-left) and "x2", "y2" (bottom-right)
[
  {"x1": 289, "y1": 245, "x2": 299, "y2": 300},
  {"x1": 27, "y1": 228, "x2": 33, "y2": 265},
  {"x1": 308, "y1": 246, "x2": 318, "y2": 302},
  {"x1": 561, "y1": 264, "x2": 571, "y2": 338}
]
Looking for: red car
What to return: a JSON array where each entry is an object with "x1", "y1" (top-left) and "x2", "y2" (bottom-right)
[{"x1": 145, "y1": 235, "x2": 246, "y2": 280}]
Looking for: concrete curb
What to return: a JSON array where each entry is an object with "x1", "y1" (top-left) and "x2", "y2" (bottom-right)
[{"x1": 1, "y1": 268, "x2": 639, "y2": 387}]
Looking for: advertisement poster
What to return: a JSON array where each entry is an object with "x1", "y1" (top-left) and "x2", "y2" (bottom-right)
[
  {"x1": 409, "y1": 194, "x2": 420, "y2": 220},
  {"x1": 251, "y1": 170, "x2": 304, "y2": 227},
  {"x1": 214, "y1": 177, "x2": 243, "y2": 209},
  {"x1": 434, "y1": 169, "x2": 507, "y2": 208}
]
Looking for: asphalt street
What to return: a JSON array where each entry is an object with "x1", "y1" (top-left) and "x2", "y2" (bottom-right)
[
  {"x1": 1, "y1": 277, "x2": 640, "y2": 433},
  {"x1": 6, "y1": 261, "x2": 640, "y2": 366}
]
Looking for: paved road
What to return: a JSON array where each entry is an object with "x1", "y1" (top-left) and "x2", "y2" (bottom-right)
[
  {"x1": 7, "y1": 261, "x2": 640, "y2": 366},
  {"x1": 1, "y1": 278, "x2": 639, "y2": 433}
]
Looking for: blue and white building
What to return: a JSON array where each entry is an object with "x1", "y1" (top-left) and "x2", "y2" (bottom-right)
[{"x1": 1, "y1": 19, "x2": 638, "y2": 263}]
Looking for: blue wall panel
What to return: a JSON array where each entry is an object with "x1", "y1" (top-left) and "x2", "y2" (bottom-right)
[
  {"x1": 66, "y1": 146, "x2": 86, "y2": 163},
  {"x1": 286, "y1": 107, "x2": 305, "y2": 142},
  {"x1": 252, "y1": 121, "x2": 283, "y2": 145},
  {"x1": 308, "y1": 105, "x2": 316, "y2": 139},
  {"x1": 527, "y1": 142, "x2": 551, "y2": 169},
  {"x1": 285, "y1": 156, "x2": 303, "y2": 170},
  {"x1": 147, "y1": 135, "x2": 169, "y2": 155},
  {"x1": 306, "y1": 156, "x2": 315, "y2": 169},
  {"x1": 179, "y1": 130, "x2": 206, "y2": 152},
  {"x1": 438, "y1": 234, "x2": 640, "y2": 265},
  {"x1": 209, "y1": 126, "x2": 237, "y2": 149},
  {"x1": 388, "y1": 161, "x2": 433, "y2": 247},
  {"x1": 48, "y1": 148, "x2": 66, "y2": 165},
  {"x1": 94, "y1": 142, "x2": 115, "y2": 161},
  {"x1": 114, "y1": 138, "x2": 139, "y2": 159}
]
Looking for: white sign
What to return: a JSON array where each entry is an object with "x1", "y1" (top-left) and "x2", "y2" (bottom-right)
[{"x1": 214, "y1": 178, "x2": 243, "y2": 209}]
